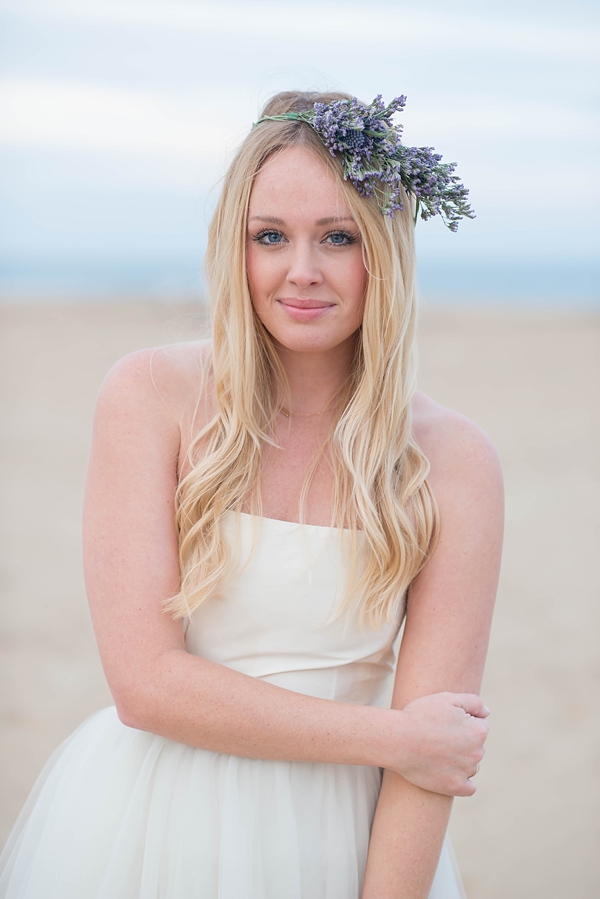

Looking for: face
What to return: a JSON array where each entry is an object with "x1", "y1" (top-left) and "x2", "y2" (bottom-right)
[{"x1": 246, "y1": 145, "x2": 368, "y2": 357}]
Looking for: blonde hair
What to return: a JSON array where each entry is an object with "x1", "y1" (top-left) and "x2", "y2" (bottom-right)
[{"x1": 165, "y1": 90, "x2": 439, "y2": 625}]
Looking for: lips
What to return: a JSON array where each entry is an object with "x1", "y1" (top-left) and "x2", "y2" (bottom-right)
[{"x1": 277, "y1": 297, "x2": 335, "y2": 322}]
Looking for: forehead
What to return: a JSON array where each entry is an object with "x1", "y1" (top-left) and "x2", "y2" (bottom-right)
[{"x1": 248, "y1": 145, "x2": 350, "y2": 219}]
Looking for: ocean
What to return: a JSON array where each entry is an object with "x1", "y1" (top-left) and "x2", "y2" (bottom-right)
[{"x1": 0, "y1": 256, "x2": 598, "y2": 306}]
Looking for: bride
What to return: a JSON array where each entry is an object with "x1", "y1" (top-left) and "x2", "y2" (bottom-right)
[{"x1": 0, "y1": 91, "x2": 503, "y2": 899}]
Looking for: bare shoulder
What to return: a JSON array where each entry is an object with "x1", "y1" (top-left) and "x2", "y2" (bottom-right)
[
  {"x1": 411, "y1": 390, "x2": 503, "y2": 498},
  {"x1": 97, "y1": 339, "x2": 213, "y2": 425}
]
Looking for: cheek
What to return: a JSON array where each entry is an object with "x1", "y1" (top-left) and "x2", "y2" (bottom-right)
[
  {"x1": 245, "y1": 246, "x2": 261, "y2": 295},
  {"x1": 246, "y1": 245, "x2": 277, "y2": 299},
  {"x1": 344, "y1": 253, "x2": 368, "y2": 315}
]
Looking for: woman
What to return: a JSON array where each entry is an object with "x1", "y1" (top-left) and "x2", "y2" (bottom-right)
[{"x1": 0, "y1": 91, "x2": 503, "y2": 899}]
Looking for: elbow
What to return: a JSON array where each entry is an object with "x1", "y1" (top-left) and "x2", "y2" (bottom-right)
[
  {"x1": 109, "y1": 647, "x2": 186, "y2": 733},
  {"x1": 112, "y1": 683, "x2": 156, "y2": 732},
  {"x1": 115, "y1": 700, "x2": 144, "y2": 730}
]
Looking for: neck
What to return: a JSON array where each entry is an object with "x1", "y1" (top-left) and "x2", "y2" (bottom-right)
[{"x1": 274, "y1": 337, "x2": 356, "y2": 415}]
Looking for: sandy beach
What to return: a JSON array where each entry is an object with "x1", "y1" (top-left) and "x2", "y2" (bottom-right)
[{"x1": 1, "y1": 300, "x2": 598, "y2": 898}]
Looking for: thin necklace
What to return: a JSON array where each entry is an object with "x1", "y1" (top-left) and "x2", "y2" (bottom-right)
[
  {"x1": 279, "y1": 398, "x2": 339, "y2": 418},
  {"x1": 280, "y1": 407, "x2": 325, "y2": 418}
]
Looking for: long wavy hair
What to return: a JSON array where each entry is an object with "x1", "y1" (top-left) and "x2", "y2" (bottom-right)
[{"x1": 164, "y1": 90, "x2": 439, "y2": 626}]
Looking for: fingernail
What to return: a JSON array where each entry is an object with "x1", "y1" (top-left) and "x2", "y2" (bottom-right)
[{"x1": 483, "y1": 706, "x2": 490, "y2": 714}]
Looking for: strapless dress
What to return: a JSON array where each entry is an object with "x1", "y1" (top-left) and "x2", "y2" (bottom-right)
[{"x1": 0, "y1": 513, "x2": 465, "y2": 898}]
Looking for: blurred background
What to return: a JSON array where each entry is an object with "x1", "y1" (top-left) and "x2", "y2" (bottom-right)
[
  {"x1": 1, "y1": 0, "x2": 598, "y2": 303},
  {"x1": 0, "y1": 1, "x2": 598, "y2": 897}
]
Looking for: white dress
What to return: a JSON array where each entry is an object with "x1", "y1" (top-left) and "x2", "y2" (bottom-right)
[{"x1": 0, "y1": 513, "x2": 465, "y2": 898}]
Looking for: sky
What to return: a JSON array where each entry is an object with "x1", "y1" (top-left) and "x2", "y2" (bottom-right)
[{"x1": 0, "y1": 0, "x2": 598, "y2": 302}]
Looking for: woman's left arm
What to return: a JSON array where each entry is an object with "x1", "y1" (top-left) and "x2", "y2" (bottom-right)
[{"x1": 362, "y1": 403, "x2": 504, "y2": 899}]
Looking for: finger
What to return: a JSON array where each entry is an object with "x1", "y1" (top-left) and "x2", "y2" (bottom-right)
[
  {"x1": 474, "y1": 718, "x2": 490, "y2": 739},
  {"x1": 458, "y1": 779, "x2": 477, "y2": 798},
  {"x1": 453, "y1": 694, "x2": 490, "y2": 719}
]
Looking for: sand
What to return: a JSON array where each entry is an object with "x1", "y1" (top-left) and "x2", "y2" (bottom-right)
[{"x1": 0, "y1": 300, "x2": 598, "y2": 898}]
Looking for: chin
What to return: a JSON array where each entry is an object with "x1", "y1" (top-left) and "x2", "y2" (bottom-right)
[{"x1": 270, "y1": 328, "x2": 357, "y2": 357}]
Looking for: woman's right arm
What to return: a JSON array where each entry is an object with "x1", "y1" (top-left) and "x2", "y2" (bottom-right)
[{"x1": 83, "y1": 348, "x2": 486, "y2": 795}]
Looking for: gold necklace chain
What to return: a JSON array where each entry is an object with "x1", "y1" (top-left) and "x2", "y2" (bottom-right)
[
  {"x1": 280, "y1": 406, "x2": 329, "y2": 418},
  {"x1": 279, "y1": 398, "x2": 339, "y2": 418},
  {"x1": 277, "y1": 381, "x2": 344, "y2": 419}
]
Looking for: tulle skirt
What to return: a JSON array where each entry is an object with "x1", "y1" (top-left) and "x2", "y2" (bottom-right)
[{"x1": 0, "y1": 707, "x2": 465, "y2": 898}]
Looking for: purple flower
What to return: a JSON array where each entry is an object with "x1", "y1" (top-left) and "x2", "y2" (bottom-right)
[{"x1": 255, "y1": 95, "x2": 474, "y2": 230}]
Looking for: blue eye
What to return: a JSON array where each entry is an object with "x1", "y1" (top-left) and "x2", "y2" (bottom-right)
[
  {"x1": 254, "y1": 230, "x2": 284, "y2": 245},
  {"x1": 325, "y1": 231, "x2": 357, "y2": 246}
]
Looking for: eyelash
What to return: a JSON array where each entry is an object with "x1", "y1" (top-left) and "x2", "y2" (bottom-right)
[{"x1": 252, "y1": 229, "x2": 358, "y2": 247}]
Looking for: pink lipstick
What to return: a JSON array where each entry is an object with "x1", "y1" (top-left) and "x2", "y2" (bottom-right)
[{"x1": 277, "y1": 298, "x2": 335, "y2": 322}]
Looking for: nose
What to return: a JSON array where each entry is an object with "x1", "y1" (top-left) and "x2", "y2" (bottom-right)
[{"x1": 286, "y1": 241, "x2": 324, "y2": 289}]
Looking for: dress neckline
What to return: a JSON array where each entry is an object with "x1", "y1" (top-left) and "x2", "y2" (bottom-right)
[{"x1": 236, "y1": 510, "x2": 354, "y2": 533}]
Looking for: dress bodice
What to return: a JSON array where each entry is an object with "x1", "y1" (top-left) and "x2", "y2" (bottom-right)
[{"x1": 185, "y1": 512, "x2": 405, "y2": 707}]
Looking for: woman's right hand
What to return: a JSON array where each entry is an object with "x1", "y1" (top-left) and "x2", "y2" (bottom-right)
[{"x1": 389, "y1": 692, "x2": 489, "y2": 797}]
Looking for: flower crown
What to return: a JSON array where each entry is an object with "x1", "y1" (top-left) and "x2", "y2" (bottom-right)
[{"x1": 255, "y1": 95, "x2": 474, "y2": 231}]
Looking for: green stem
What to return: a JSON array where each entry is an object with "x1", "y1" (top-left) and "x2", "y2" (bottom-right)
[{"x1": 253, "y1": 113, "x2": 306, "y2": 127}]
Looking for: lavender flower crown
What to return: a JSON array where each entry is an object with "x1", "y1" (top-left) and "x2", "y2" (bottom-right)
[{"x1": 255, "y1": 95, "x2": 474, "y2": 231}]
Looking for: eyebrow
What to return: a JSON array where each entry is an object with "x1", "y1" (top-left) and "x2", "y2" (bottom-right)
[
  {"x1": 248, "y1": 215, "x2": 356, "y2": 226},
  {"x1": 249, "y1": 216, "x2": 284, "y2": 225},
  {"x1": 316, "y1": 216, "x2": 356, "y2": 226}
]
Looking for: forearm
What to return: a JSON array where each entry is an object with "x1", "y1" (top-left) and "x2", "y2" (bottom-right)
[
  {"x1": 116, "y1": 647, "x2": 397, "y2": 768},
  {"x1": 362, "y1": 771, "x2": 453, "y2": 899}
]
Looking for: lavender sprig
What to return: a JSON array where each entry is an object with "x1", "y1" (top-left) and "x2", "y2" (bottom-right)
[{"x1": 256, "y1": 95, "x2": 474, "y2": 231}]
